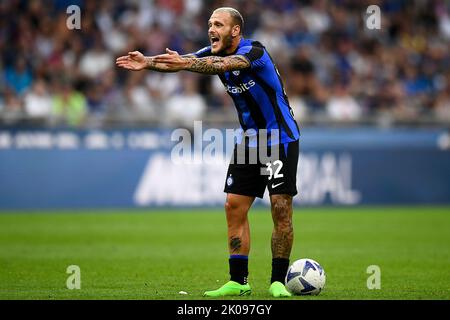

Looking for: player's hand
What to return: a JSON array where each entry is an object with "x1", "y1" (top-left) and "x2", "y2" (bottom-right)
[
  {"x1": 116, "y1": 51, "x2": 147, "y2": 71},
  {"x1": 152, "y1": 48, "x2": 188, "y2": 71}
]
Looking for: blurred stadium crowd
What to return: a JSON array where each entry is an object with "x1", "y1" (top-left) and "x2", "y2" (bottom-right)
[{"x1": 1, "y1": 0, "x2": 450, "y2": 128}]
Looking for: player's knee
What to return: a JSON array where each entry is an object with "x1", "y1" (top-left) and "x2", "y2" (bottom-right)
[
  {"x1": 224, "y1": 199, "x2": 239, "y2": 213},
  {"x1": 224, "y1": 195, "x2": 250, "y2": 212},
  {"x1": 225, "y1": 198, "x2": 248, "y2": 226}
]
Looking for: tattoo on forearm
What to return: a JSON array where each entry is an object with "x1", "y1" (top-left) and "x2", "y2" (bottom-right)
[
  {"x1": 184, "y1": 55, "x2": 250, "y2": 74},
  {"x1": 229, "y1": 236, "x2": 242, "y2": 253},
  {"x1": 145, "y1": 57, "x2": 155, "y2": 69},
  {"x1": 145, "y1": 57, "x2": 172, "y2": 72}
]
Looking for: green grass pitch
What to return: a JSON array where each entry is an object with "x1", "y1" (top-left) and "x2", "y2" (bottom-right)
[{"x1": 0, "y1": 207, "x2": 449, "y2": 300}]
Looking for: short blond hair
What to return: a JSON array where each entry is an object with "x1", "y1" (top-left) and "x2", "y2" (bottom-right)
[{"x1": 213, "y1": 7, "x2": 244, "y2": 35}]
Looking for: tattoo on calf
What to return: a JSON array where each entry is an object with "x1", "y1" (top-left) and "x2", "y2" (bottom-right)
[
  {"x1": 229, "y1": 236, "x2": 242, "y2": 253},
  {"x1": 271, "y1": 229, "x2": 293, "y2": 258},
  {"x1": 271, "y1": 195, "x2": 294, "y2": 258}
]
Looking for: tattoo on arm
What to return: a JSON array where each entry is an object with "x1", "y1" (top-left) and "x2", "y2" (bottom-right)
[
  {"x1": 145, "y1": 57, "x2": 175, "y2": 72},
  {"x1": 229, "y1": 236, "x2": 242, "y2": 253},
  {"x1": 184, "y1": 55, "x2": 250, "y2": 74}
]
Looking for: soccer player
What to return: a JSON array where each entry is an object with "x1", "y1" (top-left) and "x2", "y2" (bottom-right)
[{"x1": 116, "y1": 7, "x2": 300, "y2": 298}]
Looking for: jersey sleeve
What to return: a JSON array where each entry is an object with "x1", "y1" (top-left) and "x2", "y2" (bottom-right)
[
  {"x1": 192, "y1": 46, "x2": 212, "y2": 58},
  {"x1": 236, "y1": 45, "x2": 266, "y2": 69}
]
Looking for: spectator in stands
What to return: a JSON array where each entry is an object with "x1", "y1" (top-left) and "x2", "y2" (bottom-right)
[
  {"x1": 24, "y1": 79, "x2": 52, "y2": 119},
  {"x1": 165, "y1": 74, "x2": 206, "y2": 129},
  {"x1": 326, "y1": 83, "x2": 362, "y2": 121},
  {"x1": 252, "y1": 10, "x2": 290, "y2": 63},
  {"x1": 51, "y1": 79, "x2": 87, "y2": 127},
  {"x1": 1, "y1": 88, "x2": 23, "y2": 121},
  {"x1": 0, "y1": 0, "x2": 449, "y2": 127},
  {"x1": 289, "y1": 46, "x2": 327, "y2": 115},
  {"x1": 124, "y1": 72, "x2": 159, "y2": 119},
  {"x1": 79, "y1": 41, "x2": 114, "y2": 81},
  {"x1": 4, "y1": 58, "x2": 32, "y2": 96},
  {"x1": 434, "y1": 87, "x2": 450, "y2": 122}
]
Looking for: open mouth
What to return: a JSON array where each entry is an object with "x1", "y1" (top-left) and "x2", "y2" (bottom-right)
[{"x1": 210, "y1": 36, "x2": 220, "y2": 45}]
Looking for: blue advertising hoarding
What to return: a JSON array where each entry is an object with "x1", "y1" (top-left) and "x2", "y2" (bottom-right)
[{"x1": 0, "y1": 127, "x2": 449, "y2": 209}]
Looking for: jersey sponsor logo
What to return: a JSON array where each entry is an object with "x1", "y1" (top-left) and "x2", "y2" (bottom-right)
[
  {"x1": 225, "y1": 80, "x2": 255, "y2": 94},
  {"x1": 232, "y1": 70, "x2": 240, "y2": 76}
]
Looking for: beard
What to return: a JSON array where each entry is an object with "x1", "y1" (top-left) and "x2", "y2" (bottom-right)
[{"x1": 215, "y1": 33, "x2": 234, "y2": 55}]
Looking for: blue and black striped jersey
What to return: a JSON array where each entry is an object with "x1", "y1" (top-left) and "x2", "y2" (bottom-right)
[{"x1": 194, "y1": 38, "x2": 300, "y2": 146}]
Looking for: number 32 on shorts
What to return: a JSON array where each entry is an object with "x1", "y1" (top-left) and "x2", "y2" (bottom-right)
[{"x1": 265, "y1": 160, "x2": 283, "y2": 180}]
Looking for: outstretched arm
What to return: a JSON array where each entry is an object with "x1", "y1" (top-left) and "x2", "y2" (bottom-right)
[
  {"x1": 116, "y1": 49, "x2": 250, "y2": 74},
  {"x1": 153, "y1": 48, "x2": 250, "y2": 74},
  {"x1": 184, "y1": 55, "x2": 250, "y2": 74},
  {"x1": 116, "y1": 51, "x2": 176, "y2": 72}
]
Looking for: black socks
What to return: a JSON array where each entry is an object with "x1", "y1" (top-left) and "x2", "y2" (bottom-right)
[
  {"x1": 271, "y1": 258, "x2": 290, "y2": 284},
  {"x1": 228, "y1": 256, "x2": 289, "y2": 285},
  {"x1": 229, "y1": 255, "x2": 248, "y2": 285}
]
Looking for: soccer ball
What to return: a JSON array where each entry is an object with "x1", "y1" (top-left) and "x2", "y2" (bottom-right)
[{"x1": 285, "y1": 258, "x2": 326, "y2": 295}]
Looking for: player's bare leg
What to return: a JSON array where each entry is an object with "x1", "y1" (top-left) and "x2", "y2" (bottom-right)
[
  {"x1": 225, "y1": 193, "x2": 254, "y2": 255},
  {"x1": 269, "y1": 194, "x2": 293, "y2": 297},
  {"x1": 271, "y1": 194, "x2": 294, "y2": 258},
  {"x1": 203, "y1": 193, "x2": 254, "y2": 297}
]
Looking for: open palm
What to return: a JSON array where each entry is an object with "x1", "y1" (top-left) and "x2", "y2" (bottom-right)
[{"x1": 116, "y1": 51, "x2": 147, "y2": 71}]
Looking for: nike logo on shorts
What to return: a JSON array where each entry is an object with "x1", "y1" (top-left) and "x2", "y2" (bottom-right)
[{"x1": 271, "y1": 182, "x2": 284, "y2": 189}]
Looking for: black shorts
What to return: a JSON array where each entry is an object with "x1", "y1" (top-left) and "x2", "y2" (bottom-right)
[{"x1": 223, "y1": 139, "x2": 299, "y2": 198}]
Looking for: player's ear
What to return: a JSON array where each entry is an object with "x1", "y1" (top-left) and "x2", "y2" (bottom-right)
[{"x1": 231, "y1": 25, "x2": 240, "y2": 38}]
